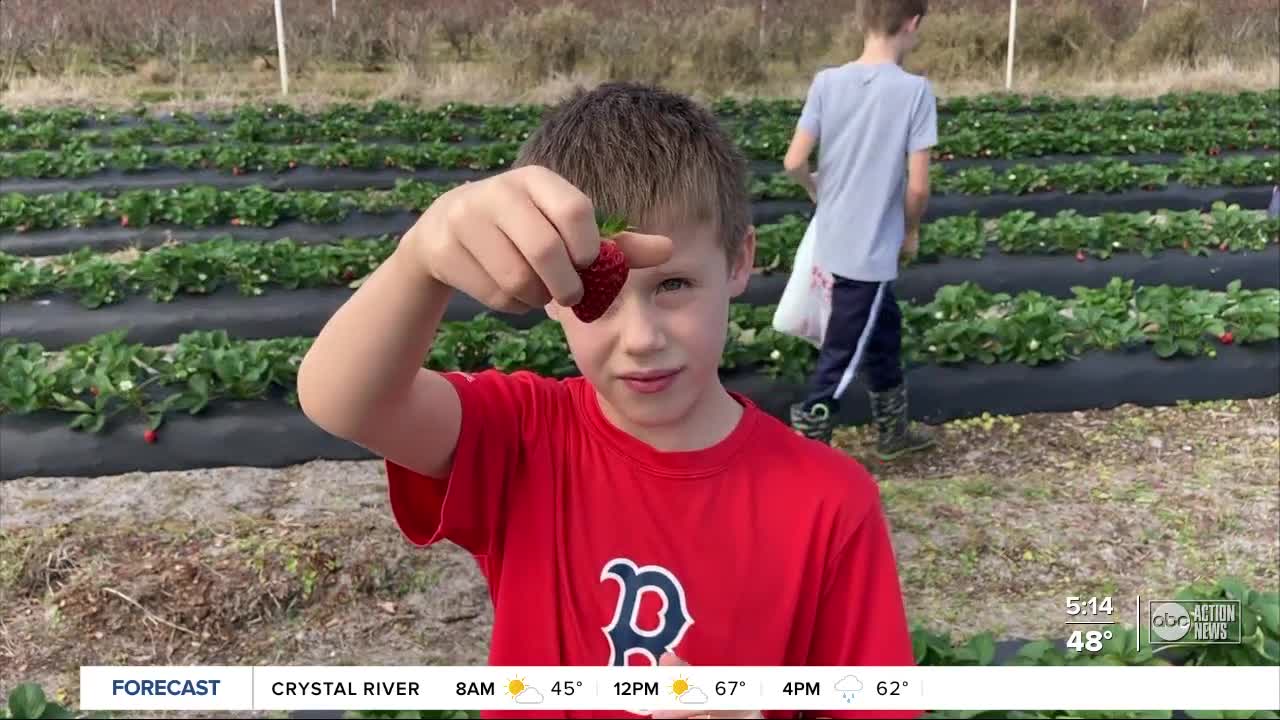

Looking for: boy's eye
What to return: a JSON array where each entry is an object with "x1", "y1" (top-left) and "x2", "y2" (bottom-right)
[{"x1": 657, "y1": 278, "x2": 691, "y2": 292}]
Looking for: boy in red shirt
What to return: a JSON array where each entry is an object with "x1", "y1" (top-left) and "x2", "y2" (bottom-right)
[{"x1": 299, "y1": 82, "x2": 918, "y2": 719}]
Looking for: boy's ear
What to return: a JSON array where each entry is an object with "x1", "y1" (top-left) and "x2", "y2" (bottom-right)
[{"x1": 729, "y1": 225, "x2": 757, "y2": 297}]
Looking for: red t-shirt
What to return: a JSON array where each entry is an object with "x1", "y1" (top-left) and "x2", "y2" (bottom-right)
[{"x1": 386, "y1": 370, "x2": 920, "y2": 719}]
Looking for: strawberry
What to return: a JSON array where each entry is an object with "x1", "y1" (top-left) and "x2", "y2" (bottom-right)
[
  {"x1": 143, "y1": 429, "x2": 158, "y2": 444},
  {"x1": 572, "y1": 241, "x2": 629, "y2": 323},
  {"x1": 1219, "y1": 242, "x2": 1230, "y2": 252},
  {"x1": 89, "y1": 386, "x2": 100, "y2": 397},
  {"x1": 230, "y1": 218, "x2": 242, "y2": 226},
  {"x1": 1075, "y1": 249, "x2": 1086, "y2": 262},
  {"x1": 120, "y1": 215, "x2": 130, "y2": 227},
  {"x1": 232, "y1": 166, "x2": 243, "y2": 175},
  {"x1": 288, "y1": 160, "x2": 298, "y2": 169},
  {"x1": 1219, "y1": 331, "x2": 1234, "y2": 345}
]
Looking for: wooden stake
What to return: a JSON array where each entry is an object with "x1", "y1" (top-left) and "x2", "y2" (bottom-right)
[
  {"x1": 1005, "y1": 0, "x2": 1018, "y2": 90},
  {"x1": 274, "y1": 0, "x2": 290, "y2": 96}
]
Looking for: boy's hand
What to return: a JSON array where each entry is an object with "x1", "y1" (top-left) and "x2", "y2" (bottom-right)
[
  {"x1": 650, "y1": 652, "x2": 764, "y2": 720},
  {"x1": 900, "y1": 227, "x2": 920, "y2": 264},
  {"x1": 405, "y1": 165, "x2": 673, "y2": 314}
]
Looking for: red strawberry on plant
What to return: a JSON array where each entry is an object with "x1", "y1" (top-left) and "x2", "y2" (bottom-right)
[
  {"x1": 1220, "y1": 331, "x2": 1234, "y2": 345},
  {"x1": 1219, "y1": 242, "x2": 1230, "y2": 252},
  {"x1": 143, "y1": 429, "x2": 158, "y2": 444},
  {"x1": 89, "y1": 386, "x2": 100, "y2": 397},
  {"x1": 1075, "y1": 249, "x2": 1086, "y2": 262},
  {"x1": 120, "y1": 215, "x2": 130, "y2": 227}
]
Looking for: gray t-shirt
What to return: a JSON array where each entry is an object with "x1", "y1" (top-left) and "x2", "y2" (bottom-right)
[{"x1": 797, "y1": 62, "x2": 937, "y2": 282}]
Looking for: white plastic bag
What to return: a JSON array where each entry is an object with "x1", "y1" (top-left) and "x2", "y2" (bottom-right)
[{"x1": 771, "y1": 217, "x2": 833, "y2": 349}]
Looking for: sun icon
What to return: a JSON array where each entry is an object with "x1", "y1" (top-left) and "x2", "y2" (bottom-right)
[
  {"x1": 670, "y1": 675, "x2": 690, "y2": 698},
  {"x1": 506, "y1": 676, "x2": 526, "y2": 698}
]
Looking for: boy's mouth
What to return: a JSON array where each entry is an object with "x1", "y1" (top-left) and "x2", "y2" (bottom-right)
[{"x1": 618, "y1": 368, "x2": 682, "y2": 394}]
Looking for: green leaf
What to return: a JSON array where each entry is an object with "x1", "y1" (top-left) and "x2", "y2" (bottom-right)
[
  {"x1": 1257, "y1": 602, "x2": 1280, "y2": 636},
  {"x1": 8, "y1": 684, "x2": 47, "y2": 720},
  {"x1": 967, "y1": 632, "x2": 997, "y2": 665},
  {"x1": 39, "y1": 702, "x2": 73, "y2": 719},
  {"x1": 595, "y1": 212, "x2": 631, "y2": 237},
  {"x1": 1015, "y1": 639, "x2": 1054, "y2": 661}
]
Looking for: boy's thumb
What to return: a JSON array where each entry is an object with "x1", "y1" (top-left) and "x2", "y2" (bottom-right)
[
  {"x1": 611, "y1": 231, "x2": 674, "y2": 269},
  {"x1": 658, "y1": 650, "x2": 688, "y2": 667}
]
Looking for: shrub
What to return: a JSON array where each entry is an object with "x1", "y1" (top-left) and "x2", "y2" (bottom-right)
[
  {"x1": 491, "y1": 3, "x2": 594, "y2": 86},
  {"x1": 1015, "y1": 0, "x2": 1115, "y2": 70},
  {"x1": 1120, "y1": 1, "x2": 1211, "y2": 67},
  {"x1": 765, "y1": 2, "x2": 838, "y2": 69},
  {"x1": 137, "y1": 58, "x2": 176, "y2": 84},
  {"x1": 589, "y1": 11, "x2": 681, "y2": 84},
  {"x1": 907, "y1": 10, "x2": 1009, "y2": 79},
  {"x1": 689, "y1": 5, "x2": 765, "y2": 91}
]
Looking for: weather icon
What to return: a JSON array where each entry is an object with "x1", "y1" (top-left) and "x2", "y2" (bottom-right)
[
  {"x1": 670, "y1": 676, "x2": 708, "y2": 704},
  {"x1": 506, "y1": 677, "x2": 544, "y2": 704},
  {"x1": 834, "y1": 675, "x2": 863, "y2": 702}
]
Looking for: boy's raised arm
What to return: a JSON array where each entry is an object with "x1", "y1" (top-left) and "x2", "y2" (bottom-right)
[
  {"x1": 298, "y1": 166, "x2": 673, "y2": 479},
  {"x1": 297, "y1": 239, "x2": 463, "y2": 479}
]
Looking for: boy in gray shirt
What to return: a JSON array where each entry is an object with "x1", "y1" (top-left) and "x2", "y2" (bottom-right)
[{"x1": 783, "y1": 0, "x2": 938, "y2": 460}]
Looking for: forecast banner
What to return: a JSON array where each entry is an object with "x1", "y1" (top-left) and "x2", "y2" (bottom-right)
[{"x1": 80, "y1": 665, "x2": 1279, "y2": 713}]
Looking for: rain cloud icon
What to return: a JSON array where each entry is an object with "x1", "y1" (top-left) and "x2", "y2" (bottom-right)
[
  {"x1": 514, "y1": 688, "x2": 544, "y2": 704},
  {"x1": 834, "y1": 675, "x2": 863, "y2": 702}
]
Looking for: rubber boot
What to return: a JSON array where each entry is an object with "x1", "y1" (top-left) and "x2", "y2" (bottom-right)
[
  {"x1": 868, "y1": 382, "x2": 936, "y2": 460},
  {"x1": 790, "y1": 401, "x2": 835, "y2": 444}
]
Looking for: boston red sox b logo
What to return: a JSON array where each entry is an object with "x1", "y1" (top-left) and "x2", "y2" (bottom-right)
[{"x1": 601, "y1": 558, "x2": 693, "y2": 666}]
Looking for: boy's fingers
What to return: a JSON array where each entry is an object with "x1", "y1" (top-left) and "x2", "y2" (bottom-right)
[
  {"x1": 519, "y1": 167, "x2": 602, "y2": 269},
  {"x1": 612, "y1": 230, "x2": 674, "y2": 269},
  {"x1": 496, "y1": 196, "x2": 585, "y2": 306},
  {"x1": 658, "y1": 651, "x2": 687, "y2": 667}
]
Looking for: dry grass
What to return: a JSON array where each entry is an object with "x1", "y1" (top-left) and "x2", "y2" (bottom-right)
[
  {"x1": 1, "y1": 0, "x2": 1276, "y2": 108},
  {"x1": 3, "y1": 55, "x2": 1277, "y2": 115}
]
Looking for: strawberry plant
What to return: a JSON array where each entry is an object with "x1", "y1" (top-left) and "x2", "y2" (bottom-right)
[
  {"x1": 1, "y1": 683, "x2": 74, "y2": 719},
  {"x1": 0, "y1": 282, "x2": 1276, "y2": 429},
  {"x1": 1137, "y1": 285, "x2": 1230, "y2": 358}
]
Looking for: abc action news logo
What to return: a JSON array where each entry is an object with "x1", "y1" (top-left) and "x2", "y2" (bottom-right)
[{"x1": 1149, "y1": 600, "x2": 1243, "y2": 645}]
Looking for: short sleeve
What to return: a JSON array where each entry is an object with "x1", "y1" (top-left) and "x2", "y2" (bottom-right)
[
  {"x1": 805, "y1": 500, "x2": 922, "y2": 719},
  {"x1": 907, "y1": 80, "x2": 938, "y2": 153},
  {"x1": 385, "y1": 369, "x2": 548, "y2": 557},
  {"x1": 797, "y1": 71, "x2": 825, "y2": 137}
]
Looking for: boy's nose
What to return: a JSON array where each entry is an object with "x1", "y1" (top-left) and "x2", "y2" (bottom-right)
[{"x1": 616, "y1": 302, "x2": 668, "y2": 356}]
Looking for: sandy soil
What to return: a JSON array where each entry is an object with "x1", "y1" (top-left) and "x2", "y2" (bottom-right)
[{"x1": 2, "y1": 397, "x2": 1277, "y2": 714}]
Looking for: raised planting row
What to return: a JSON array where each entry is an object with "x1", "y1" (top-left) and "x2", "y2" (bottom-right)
[
  {"x1": 2, "y1": 281, "x2": 1275, "y2": 431},
  {"x1": 713, "y1": 88, "x2": 1280, "y2": 119},
  {"x1": 5, "y1": 88, "x2": 1276, "y2": 134},
  {"x1": 3, "y1": 156, "x2": 1275, "y2": 233},
  {"x1": 4, "y1": 206, "x2": 1274, "y2": 310},
  {"x1": 732, "y1": 109, "x2": 1277, "y2": 161},
  {"x1": 5, "y1": 105, "x2": 1273, "y2": 162},
  {"x1": 0, "y1": 139, "x2": 521, "y2": 179}
]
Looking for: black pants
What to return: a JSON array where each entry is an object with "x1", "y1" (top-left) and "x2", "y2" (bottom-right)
[{"x1": 802, "y1": 276, "x2": 904, "y2": 412}]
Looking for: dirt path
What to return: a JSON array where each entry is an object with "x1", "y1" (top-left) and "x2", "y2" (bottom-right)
[{"x1": 3, "y1": 397, "x2": 1278, "y2": 711}]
